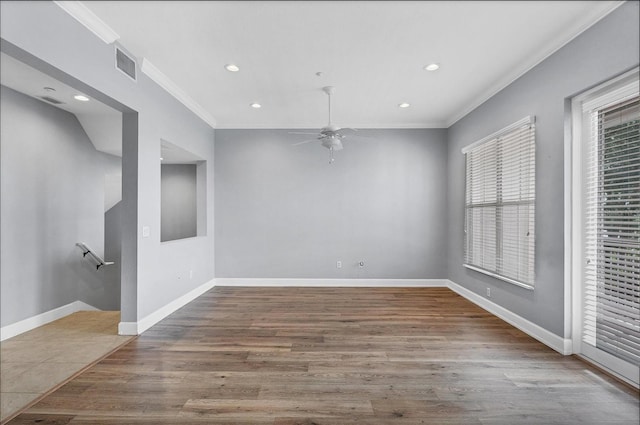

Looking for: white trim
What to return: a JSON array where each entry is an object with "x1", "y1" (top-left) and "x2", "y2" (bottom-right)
[
  {"x1": 0, "y1": 279, "x2": 577, "y2": 358},
  {"x1": 118, "y1": 278, "x2": 216, "y2": 335},
  {"x1": 462, "y1": 264, "x2": 534, "y2": 291},
  {"x1": 447, "y1": 279, "x2": 572, "y2": 355},
  {"x1": 0, "y1": 301, "x2": 99, "y2": 341},
  {"x1": 216, "y1": 123, "x2": 450, "y2": 130},
  {"x1": 220, "y1": 278, "x2": 572, "y2": 354},
  {"x1": 116, "y1": 321, "x2": 138, "y2": 336},
  {"x1": 460, "y1": 116, "x2": 533, "y2": 154},
  {"x1": 581, "y1": 78, "x2": 639, "y2": 111},
  {"x1": 563, "y1": 97, "x2": 574, "y2": 345},
  {"x1": 567, "y1": 67, "x2": 640, "y2": 381},
  {"x1": 569, "y1": 92, "x2": 585, "y2": 356},
  {"x1": 116, "y1": 277, "x2": 572, "y2": 356},
  {"x1": 54, "y1": 2, "x2": 216, "y2": 130},
  {"x1": 140, "y1": 58, "x2": 217, "y2": 129},
  {"x1": 53, "y1": 1, "x2": 120, "y2": 44},
  {"x1": 214, "y1": 278, "x2": 449, "y2": 287},
  {"x1": 445, "y1": 1, "x2": 624, "y2": 127}
]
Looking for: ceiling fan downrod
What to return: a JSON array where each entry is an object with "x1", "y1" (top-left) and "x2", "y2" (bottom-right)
[{"x1": 323, "y1": 86, "x2": 335, "y2": 127}]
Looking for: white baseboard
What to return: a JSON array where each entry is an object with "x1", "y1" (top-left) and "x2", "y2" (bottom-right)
[
  {"x1": 0, "y1": 300, "x2": 99, "y2": 341},
  {"x1": 119, "y1": 277, "x2": 572, "y2": 356},
  {"x1": 214, "y1": 278, "x2": 449, "y2": 287},
  {"x1": 117, "y1": 278, "x2": 446, "y2": 335},
  {"x1": 118, "y1": 278, "x2": 216, "y2": 336},
  {"x1": 446, "y1": 279, "x2": 572, "y2": 355},
  {"x1": 117, "y1": 321, "x2": 138, "y2": 336}
]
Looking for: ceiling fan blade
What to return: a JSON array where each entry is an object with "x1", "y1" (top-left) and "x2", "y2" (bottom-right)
[
  {"x1": 288, "y1": 131, "x2": 319, "y2": 135},
  {"x1": 292, "y1": 139, "x2": 318, "y2": 146}
]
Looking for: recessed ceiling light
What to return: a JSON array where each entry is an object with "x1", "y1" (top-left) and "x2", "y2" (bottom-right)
[
  {"x1": 424, "y1": 63, "x2": 440, "y2": 71},
  {"x1": 74, "y1": 95, "x2": 90, "y2": 101},
  {"x1": 225, "y1": 64, "x2": 240, "y2": 72},
  {"x1": 398, "y1": 102, "x2": 411, "y2": 108},
  {"x1": 250, "y1": 102, "x2": 262, "y2": 109}
]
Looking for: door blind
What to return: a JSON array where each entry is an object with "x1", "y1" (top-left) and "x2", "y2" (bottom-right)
[
  {"x1": 582, "y1": 92, "x2": 640, "y2": 367},
  {"x1": 463, "y1": 117, "x2": 536, "y2": 288}
]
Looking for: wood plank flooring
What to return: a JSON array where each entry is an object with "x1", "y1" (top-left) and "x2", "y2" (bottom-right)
[{"x1": 5, "y1": 287, "x2": 639, "y2": 424}]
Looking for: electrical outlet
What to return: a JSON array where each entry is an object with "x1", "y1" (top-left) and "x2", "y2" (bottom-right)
[
  {"x1": 486, "y1": 287, "x2": 491, "y2": 297},
  {"x1": 336, "y1": 261, "x2": 342, "y2": 269}
]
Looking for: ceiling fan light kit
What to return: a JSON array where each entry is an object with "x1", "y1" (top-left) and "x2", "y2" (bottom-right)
[{"x1": 292, "y1": 85, "x2": 359, "y2": 164}]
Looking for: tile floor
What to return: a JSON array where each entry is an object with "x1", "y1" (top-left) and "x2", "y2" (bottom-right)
[{"x1": 0, "y1": 311, "x2": 133, "y2": 422}]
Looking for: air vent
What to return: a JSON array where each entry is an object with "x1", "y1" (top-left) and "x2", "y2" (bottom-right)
[
  {"x1": 115, "y1": 47, "x2": 136, "y2": 81},
  {"x1": 40, "y1": 96, "x2": 65, "y2": 105}
]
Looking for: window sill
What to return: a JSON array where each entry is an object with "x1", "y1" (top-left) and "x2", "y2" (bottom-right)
[{"x1": 463, "y1": 263, "x2": 534, "y2": 290}]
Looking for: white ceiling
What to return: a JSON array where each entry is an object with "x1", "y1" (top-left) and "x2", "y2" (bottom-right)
[{"x1": 80, "y1": 1, "x2": 620, "y2": 129}]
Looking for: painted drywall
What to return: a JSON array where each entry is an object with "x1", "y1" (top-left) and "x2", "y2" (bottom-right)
[
  {"x1": 104, "y1": 201, "x2": 122, "y2": 308},
  {"x1": 446, "y1": 1, "x2": 640, "y2": 337},
  {"x1": 161, "y1": 164, "x2": 197, "y2": 242},
  {"x1": 0, "y1": 86, "x2": 121, "y2": 325},
  {"x1": 76, "y1": 113, "x2": 123, "y2": 156},
  {"x1": 215, "y1": 128, "x2": 448, "y2": 278},
  {"x1": 104, "y1": 172, "x2": 122, "y2": 212},
  {"x1": 0, "y1": 1, "x2": 215, "y2": 324}
]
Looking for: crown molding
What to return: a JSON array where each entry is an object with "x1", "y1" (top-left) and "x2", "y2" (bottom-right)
[
  {"x1": 215, "y1": 123, "x2": 448, "y2": 130},
  {"x1": 141, "y1": 58, "x2": 217, "y2": 129},
  {"x1": 54, "y1": 1, "x2": 120, "y2": 44},
  {"x1": 445, "y1": 0, "x2": 625, "y2": 127}
]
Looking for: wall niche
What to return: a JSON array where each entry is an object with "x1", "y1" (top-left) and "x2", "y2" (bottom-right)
[{"x1": 160, "y1": 139, "x2": 207, "y2": 242}]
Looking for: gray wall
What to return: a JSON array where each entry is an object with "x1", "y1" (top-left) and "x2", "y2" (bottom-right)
[
  {"x1": 161, "y1": 164, "x2": 197, "y2": 242},
  {"x1": 0, "y1": 86, "x2": 121, "y2": 325},
  {"x1": 1, "y1": 1, "x2": 216, "y2": 324},
  {"x1": 446, "y1": 1, "x2": 640, "y2": 337},
  {"x1": 104, "y1": 201, "x2": 122, "y2": 310},
  {"x1": 2, "y1": 1, "x2": 637, "y2": 341},
  {"x1": 215, "y1": 129, "x2": 448, "y2": 278}
]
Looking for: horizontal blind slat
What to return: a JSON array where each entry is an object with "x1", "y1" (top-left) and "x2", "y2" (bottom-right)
[
  {"x1": 464, "y1": 117, "x2": 535, "y2": 287},
  {"x1": 581, "y1": 89, "x2": 640, "y2": 377}
]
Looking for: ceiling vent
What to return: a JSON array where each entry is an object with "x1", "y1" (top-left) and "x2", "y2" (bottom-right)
[
  {"x1": 40, "y1": 96, "x2": 65, "y2": 105},
  {"x1": 115, "y1": 47, "x2": 136, "y2": 81}
]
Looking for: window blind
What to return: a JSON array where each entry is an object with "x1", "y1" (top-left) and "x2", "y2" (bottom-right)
[
  {"x1": 582, "y1": 90, "x2": 640, "y2": 367},
  {"x1": 463, "y1": 116, "x2": 536, "y2": 288}
]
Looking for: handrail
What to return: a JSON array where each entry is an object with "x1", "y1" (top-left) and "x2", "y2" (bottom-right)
[{"x1": 75, "y1": 242, "x2": 114, "y2": 270}]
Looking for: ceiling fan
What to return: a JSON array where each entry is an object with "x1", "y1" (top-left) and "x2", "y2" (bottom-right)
[{"x1": 291, "y1": 86, "x2": 358, "y2": 164}]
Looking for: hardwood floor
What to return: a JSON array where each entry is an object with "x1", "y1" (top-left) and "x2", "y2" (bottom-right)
[{"x1": 6, "y1": 287, "x2": 639, "y2": 424}]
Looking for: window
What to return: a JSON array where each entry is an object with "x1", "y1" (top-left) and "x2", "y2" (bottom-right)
[
  {"x1": 572, "y1": 69, "x2": 639, "y2": 386},
  {"x1": 462, "y1": 116, "x2": 536, "y2": 288}
]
